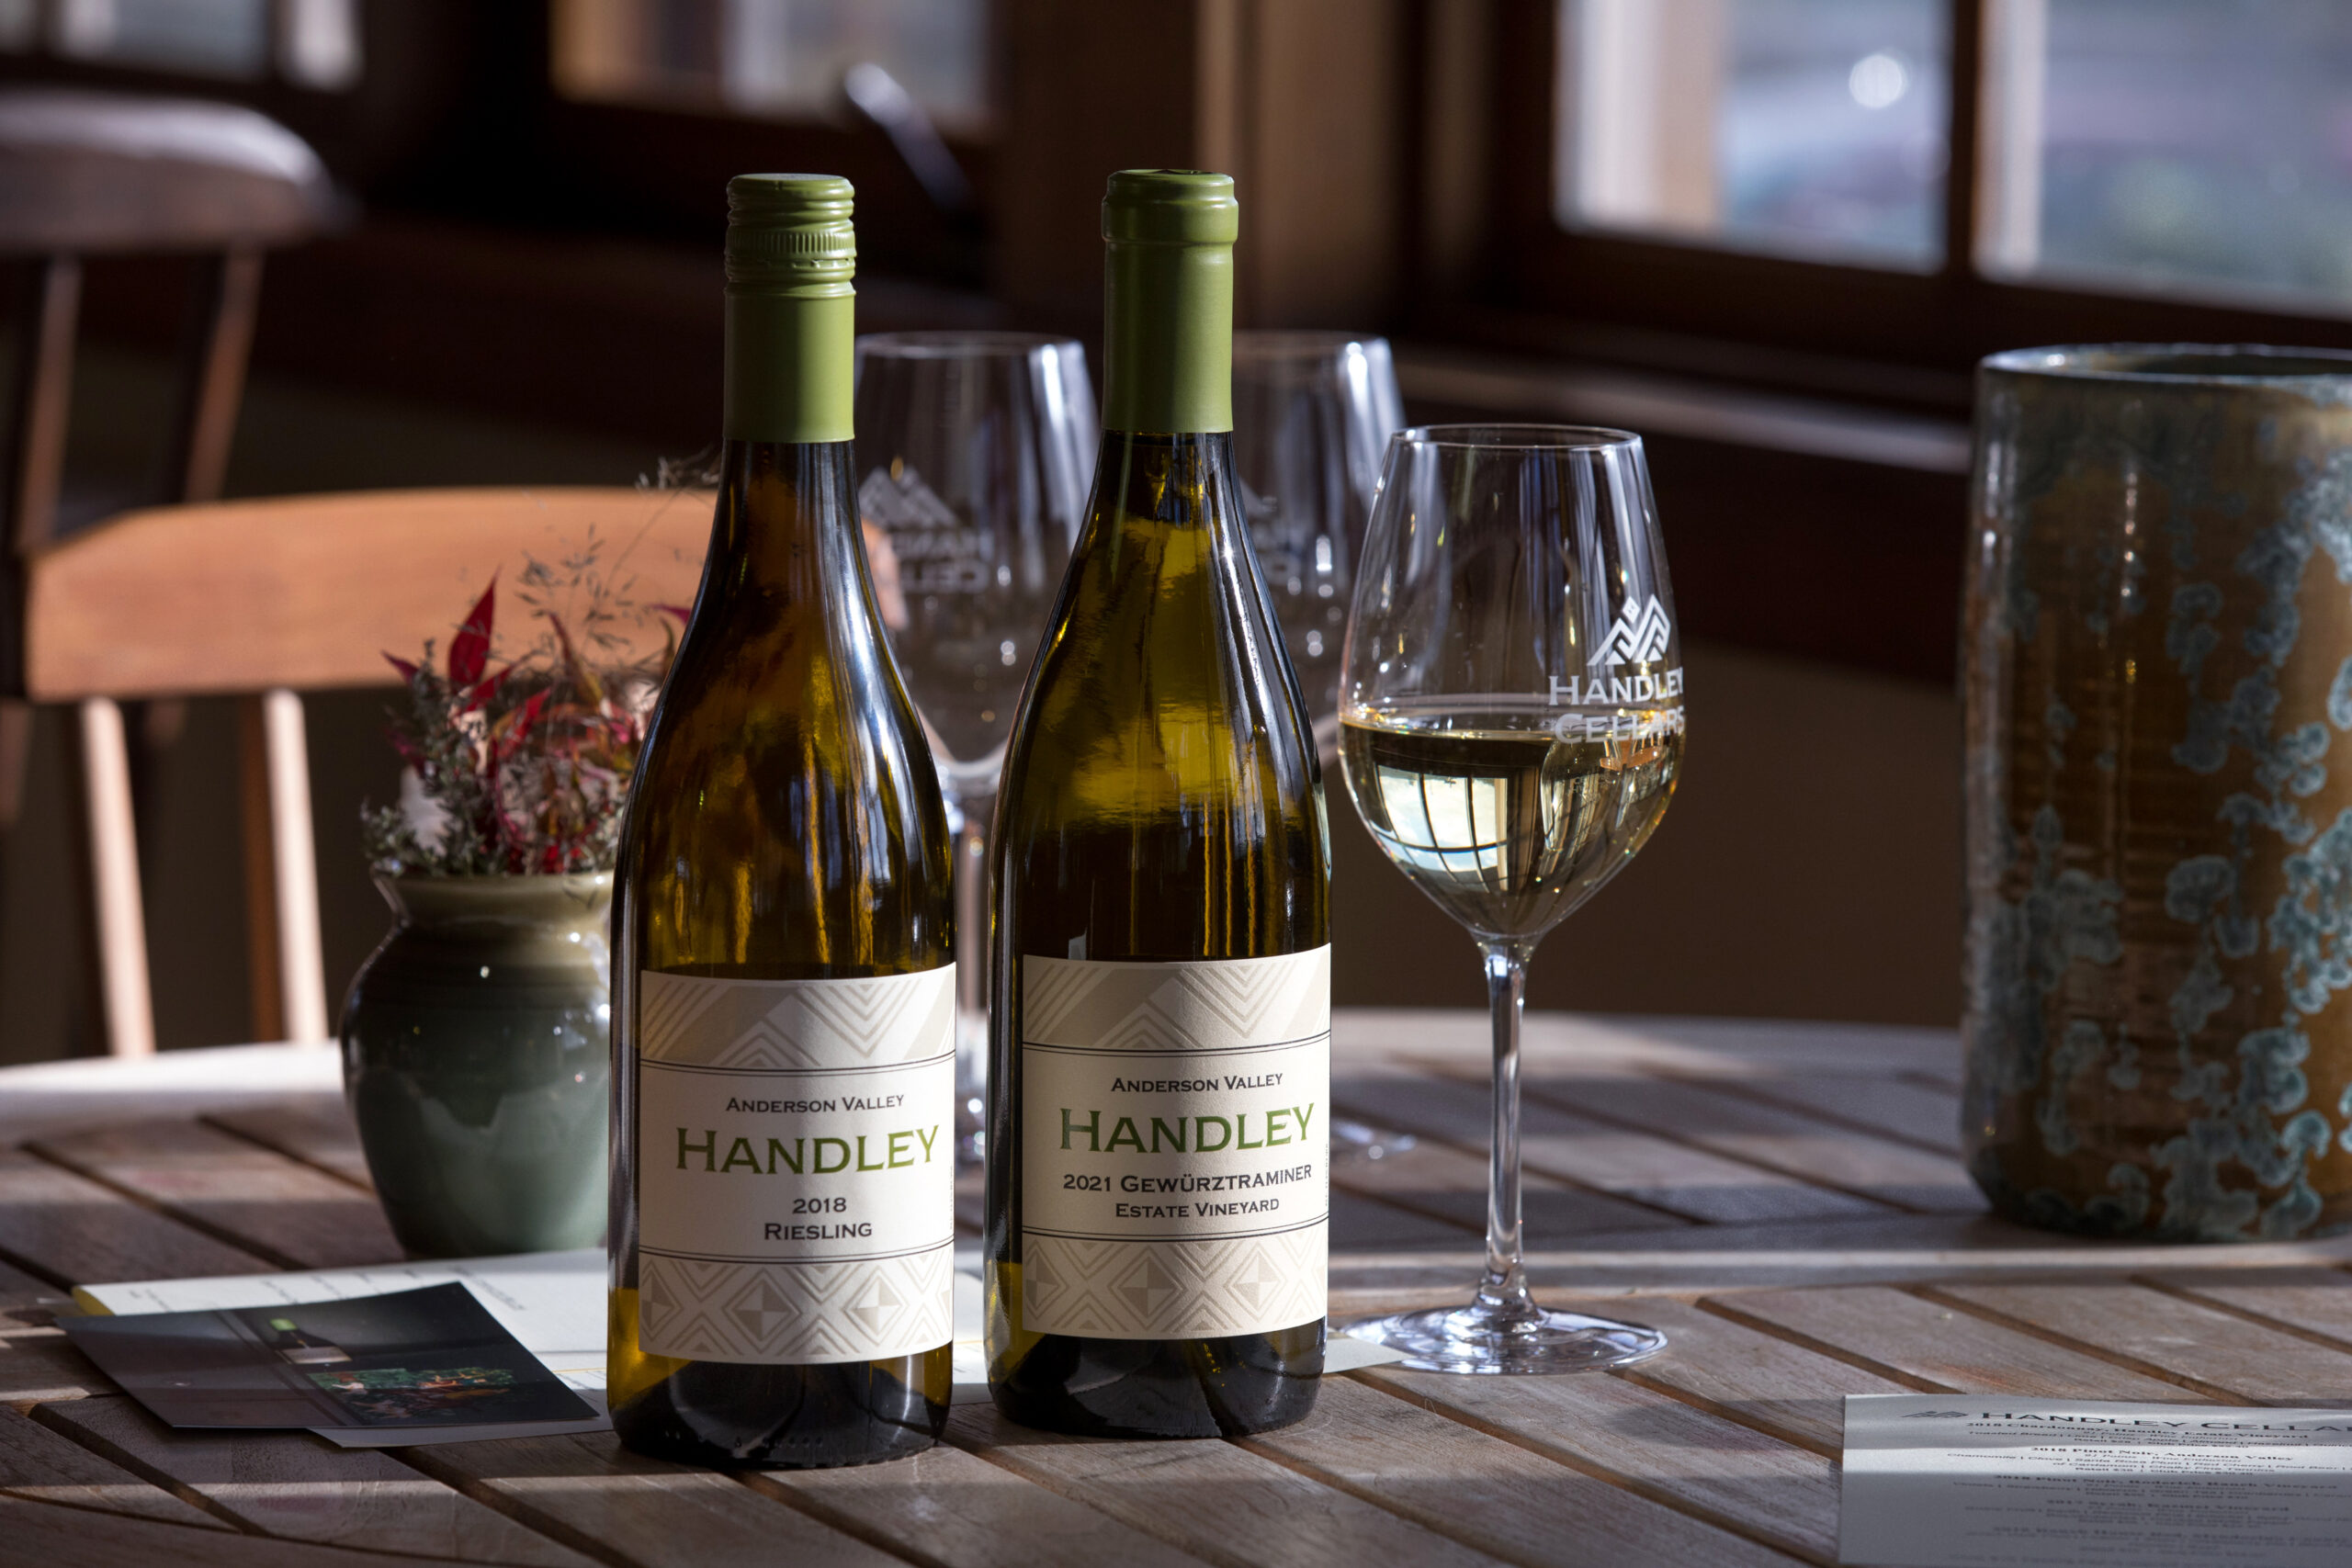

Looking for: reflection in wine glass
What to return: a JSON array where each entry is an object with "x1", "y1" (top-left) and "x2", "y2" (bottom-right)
[
  {"x1": 1337, "y1": 424, "x2": 1684, "y2": 1374},
  {"x1": 854, "y1": 333, "x2": 1093, "y2": 1162},
  {"x1": 1232, "y1": 332, "x2": 1403, "y2": 757}
]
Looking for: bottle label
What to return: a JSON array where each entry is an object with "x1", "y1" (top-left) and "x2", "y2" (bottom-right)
[
  {"x1": 634, "y1": 966, "x2": 956, "y2": 1365},
  {"x1": 1018, "y1": 948, "x2": 1329, "y2": 1338}
]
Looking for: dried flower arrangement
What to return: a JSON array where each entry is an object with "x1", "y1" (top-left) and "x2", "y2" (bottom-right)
[{"x1": 362, "y1": 546, "x2": 678, "y2": 877}]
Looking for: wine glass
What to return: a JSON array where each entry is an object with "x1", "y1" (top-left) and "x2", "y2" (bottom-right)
[
  {"x1": 1337, "y1": 424, "x2": 1685, "y2": 1373},
  {"x1": 854, "y1": 332, "x2": 1094, "y2": 1162},
  {"x1": 1231, "y1": 331, "x2": 1403, "y2": 756},
  {"x1": 1234, "y1": 332, "x2": 1412, "y2": 1166}
]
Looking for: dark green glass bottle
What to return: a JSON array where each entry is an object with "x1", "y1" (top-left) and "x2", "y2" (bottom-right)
[
  {"x1": 609, "y1": 174, "x2": 956, "y2": 1468},
  {"x1": 984, "y1": 170, "x2": 1331, "y2": 1438}
]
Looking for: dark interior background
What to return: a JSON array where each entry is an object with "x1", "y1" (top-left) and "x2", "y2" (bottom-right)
[{"x1": 6, "y1": 0, "x2": 2339, "y2": 1059}]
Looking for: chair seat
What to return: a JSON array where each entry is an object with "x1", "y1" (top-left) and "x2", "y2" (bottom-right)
[
  {"x1": 0, "y1": 86, "x2": 338, "y2": 254},
  {"x1": 25, "y1": 486, "x2": 717, "y2": 701}
]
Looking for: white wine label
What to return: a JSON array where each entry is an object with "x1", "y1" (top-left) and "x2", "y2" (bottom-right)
[
  {"x1": 634, "y1": 966, "x2": 956, "y2": 1365},
  {"x1": 1018, "y1": 948, "x2": 1329, "y2": 1339}
]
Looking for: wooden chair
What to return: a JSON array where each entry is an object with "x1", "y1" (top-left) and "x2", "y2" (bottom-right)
[
  {"x1": 25, "y1": 486, "x2": 715, "y2": 1055},
  {"x1": 0, "y1": 86, "x2": 338, "y2": 1055}
]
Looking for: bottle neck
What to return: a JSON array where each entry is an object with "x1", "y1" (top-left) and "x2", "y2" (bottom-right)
[
  {"x1": 724, "y1": 287, "x2": 854, "y2": 444},
  {"x1": 1101, "y1": 237, "x2": 1233, "y2": 435},
  {"x1": 712, "y1": 440, "x2": 865, "y2": 597}
]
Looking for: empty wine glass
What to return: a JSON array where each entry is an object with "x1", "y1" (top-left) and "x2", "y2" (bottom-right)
[
  {"x1": 854, "y1": 333, "x2": 1093, "y2": 1162},
  {"x1": 1337, "y1": 425, "x2": 1685, "y2": 1373},
  {"x1": 1232, "y1": 332, "x2": 1403, "y2": 756},
  {"x1": 1236, "y1": 333, "x2": 1412, "y2": 1167}
]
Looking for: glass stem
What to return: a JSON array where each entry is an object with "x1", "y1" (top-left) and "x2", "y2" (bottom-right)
[
  {"x1": 1474, "y1": 938, "x2": 1538, "y2": 1325},
  {"x1": 955, "y1": 799, "x2": 992, "y2": 1022},
  {"x1": 951, "y1": 792, "x2": 994, "y2": 1159}
]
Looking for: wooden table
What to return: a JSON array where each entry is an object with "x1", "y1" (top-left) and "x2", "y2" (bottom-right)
[{"x1": 2, "y1": 1011, "x2": 2350, "y2": 1568}]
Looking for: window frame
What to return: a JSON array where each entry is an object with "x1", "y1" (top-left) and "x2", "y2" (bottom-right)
[{"x1": 1472, "y1": 0, "x2": 2352, "y2": 397}]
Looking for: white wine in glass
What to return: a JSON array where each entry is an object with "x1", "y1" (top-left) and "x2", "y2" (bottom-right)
[{"x1": 1338, "y1": 424, "x2": 1684, "y2": 1375}]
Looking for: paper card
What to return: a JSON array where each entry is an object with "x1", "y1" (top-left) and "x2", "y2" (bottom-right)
[
  {"x1": 317, "y1": 1390, "x2": 612, "y2": 1449},
  {"x1": 1842, "y1": 1393, "x2": 2352, "y2": 1567},
  {"x1": 74, "y1": 1248, "x2": 605, "y2": 1358},
  {"x1": 61, "y1": 1282, "x2": 596, "y2": 1430}
]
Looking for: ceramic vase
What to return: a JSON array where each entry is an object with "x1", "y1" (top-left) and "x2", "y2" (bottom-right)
[
  {"x1": 1963, "y1": 344, "x2": 2352, "y2": 1240},
  {"x1": 341, "y1": 873, "x2": 612, "y2": 1257}
]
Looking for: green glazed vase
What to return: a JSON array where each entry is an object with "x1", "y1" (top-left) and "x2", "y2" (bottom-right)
[
  {"x1": 1963, "y1": 344, "x2": 2352, "y2": 1241},
  {"x1": 341, "y1": 874, "x2": 612, "y2": 1258}
]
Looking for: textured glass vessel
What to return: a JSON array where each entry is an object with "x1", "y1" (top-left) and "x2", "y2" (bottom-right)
[{"x1": 1963, "y1": 345, "x2": 2352, "y2": 1241}]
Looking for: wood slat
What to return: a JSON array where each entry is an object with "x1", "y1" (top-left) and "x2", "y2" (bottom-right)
[
  {"x1": 1245, "y1": 1376, "x2": 1804, "y2": 1568},
  {"x1": 1329, "y1": 1136, "x2": 1689, "y2": 1243},
  {"x1": 1603, "y1": 1296, "x2": 1910, "y2": 1453},
  {"x1": 1513, "y1": 1074, "x2": 1983, "y2": 1214},
  {"x1": 0, "y1": 1493, "x2": 424, "y2": 1567},
  {"x1": 1329, "y1": 1189, "x2": 1491, "y2": 1252},
  {"x1": 1712, "y1": 1284, "x2": 2208, "y2": 1403},
  {"x1": 945, "y1": 1402, "x2": 1506, "y2": 1568},
  {"x1": 1361, "y1": 1364, "x2": 1838, "y2": 1564},
  {"x1": 0, "y1": 1404, "x2": 228, "y2": 1530},
  {"x1": 405, "y1": 1431, "x2": 902, "y2": 1568},
  {"x1": 2143, "y1": 1265, "x2": 2352, "y2": 1348},
  {"x1": 1930, "y1": 1278, "x2": 2352, "y2": 1404},
  {"x1": 0, "y1": 1256, "x2": 61, "y2": 1319},
  {"x1": 1681, "y1": 1074, "x2": 1962, "y2": 1156},
  {"x1": 1332, "y1": 1073, "x2": 1882, "y2": 1225},
  {"x1": 758, "y1": 1438, "x2": 1211, "y2": 1568},
  {"x1": 36, "y1": 1396, "x2": 593, "y2": 1566},
  {"x1": 205, "y1": 1099, "x2": 375, "y2": 1190},
  {"x1": 0, "y1": 1334, "x2": 108, "y2": 1402},
  {"x1": 28, "y1": 1120, "x2": 401, "y2": 1270},
  {"x1": 0, "y1": 1147, "x2": 270, "y2": 1285}
]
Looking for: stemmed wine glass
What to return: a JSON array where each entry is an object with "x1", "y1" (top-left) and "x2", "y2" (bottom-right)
[
  {"x1": 1232, "y1": 331, "x2": 1403, "y2": 756},
  {"x1": 854, "y1": 333, "x2": 1094, "y2": 1161},
  {"x1": 1337, "y1": 424, "x2": 1685, "y2": 1373},
  {"x1": 1232, "y1": 331, "x2": 1413, "y2": 1164}
]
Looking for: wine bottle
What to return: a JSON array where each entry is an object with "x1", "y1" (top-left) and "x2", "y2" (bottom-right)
[
  {"x1": 608, "y1": 174, "x2": 956, "y2": 1469},
  {"x1": 985, "y1": 169, "x2": 1331, "y2": 1438}
]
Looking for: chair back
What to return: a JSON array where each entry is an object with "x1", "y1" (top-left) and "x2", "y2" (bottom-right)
[{"x1": 26, "y1": 485, "x2": 715, "y2": 1057}]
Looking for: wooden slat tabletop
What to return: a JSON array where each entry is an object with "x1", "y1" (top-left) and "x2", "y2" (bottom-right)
[{"x1": 2, "y1": 1010, "x2": 2348, "y2": 1567}]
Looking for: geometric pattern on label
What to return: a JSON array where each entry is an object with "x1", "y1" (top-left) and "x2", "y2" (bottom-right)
[
  {"x1": 640, "y1": 1245, "x2": 953, "y2": 1364},
  {"x1": 1022, "y1": 947, "x2": 1329, "y2": 1055},
  {"x1": 1023, "y1": 1224, "x2": 1326, "y2": 1338},
  {"x1": 639, "y1": 966, "x2": 955, "y2": 1070}
]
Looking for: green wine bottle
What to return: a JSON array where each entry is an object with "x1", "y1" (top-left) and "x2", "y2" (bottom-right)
[
  {"x1": 609, "y1": 174, "x2": 956, "y2": 1468},
  {"x1": 984, "y1": 169, "x2": 1331, "y2": 1438}
]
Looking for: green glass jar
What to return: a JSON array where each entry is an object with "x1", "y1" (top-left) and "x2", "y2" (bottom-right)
[{"x1": 341, "y1": 874, "x2": 612, "y2": 1257}]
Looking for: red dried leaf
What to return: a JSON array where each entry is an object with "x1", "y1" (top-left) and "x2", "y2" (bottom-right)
[
  {"x1": 448, "y1": 579, "x2": 497, "y2": 686},
  {"x1": 384, "y1": 653, "x2": 420, "y2": 682}
]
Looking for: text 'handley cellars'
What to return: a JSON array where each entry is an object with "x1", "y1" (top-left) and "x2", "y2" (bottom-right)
[{"x1": 1018, "y1": 949, "x2": 1330, "y2": 1339}]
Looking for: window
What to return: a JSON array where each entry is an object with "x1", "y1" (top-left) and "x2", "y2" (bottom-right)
[
  {"x1": 1501, "y1": 0, "x2": 2352, "y2": 375},
  {"x1": 551, "y1": 0, "x2": 989, "y2": 131},
  {"x1": 1978, "y1": 0, "x2": 2352, "y2": 310},
  {"x1": 0, "y1": 0, "x2": 360, "y2": 90},
  {"x1": 1558, "y1": 0, "x2": 1949, "y2": 268}
]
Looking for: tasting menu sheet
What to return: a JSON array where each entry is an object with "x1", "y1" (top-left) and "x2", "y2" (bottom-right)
[{"x1": 1842, "y1": 1394, "x2": 2352, "y2": 1567}]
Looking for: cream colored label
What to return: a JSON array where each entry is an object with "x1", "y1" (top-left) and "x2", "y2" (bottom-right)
[
  {"x1": 1019, "y1": 948, "x2": 1329, "y2": 1338},
  {"x1": 634, "y1": 967, "x2": 955, "y2": 1365}
]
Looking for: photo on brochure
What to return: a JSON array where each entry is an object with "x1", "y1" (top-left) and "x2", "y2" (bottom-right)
[{"x1": 61, "y1": 1281, "x2": 595, "y2": 1429}]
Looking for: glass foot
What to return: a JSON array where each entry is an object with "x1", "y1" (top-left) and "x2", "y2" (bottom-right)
[{"x1": 1340, "y1": 1303, "x2": 1665, "y2": 1374}]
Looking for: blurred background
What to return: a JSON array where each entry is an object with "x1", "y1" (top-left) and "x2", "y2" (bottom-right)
[{"x1": 4, "y1": 0, "x2": 2350, "y2": 1060}]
